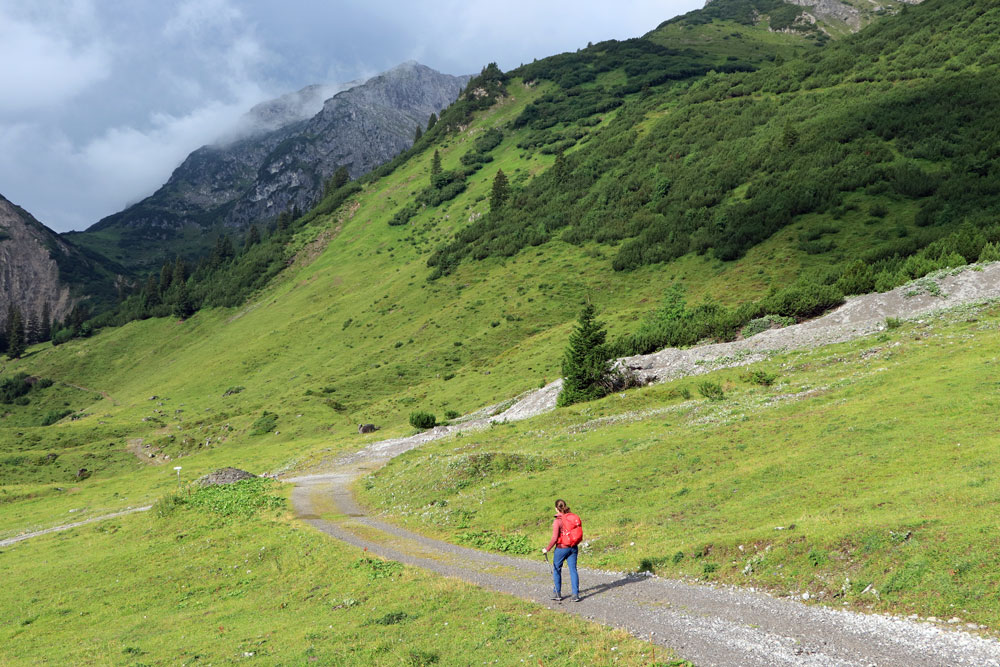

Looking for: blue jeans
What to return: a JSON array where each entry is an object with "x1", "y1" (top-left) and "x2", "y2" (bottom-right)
[{"x1": 552, "y1": 546, "x2": 579, "y2": 598}]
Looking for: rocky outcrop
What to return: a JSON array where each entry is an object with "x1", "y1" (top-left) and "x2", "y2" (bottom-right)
[
  {"x1": 76, "y1": 62, "x2": 470, "y2": 270},
  {"x1": 704, "y1": 0, "x2": 924, "y2": 33},
  {"x1": 0, "y1": 195, "x2": 86, "y2": 328}
]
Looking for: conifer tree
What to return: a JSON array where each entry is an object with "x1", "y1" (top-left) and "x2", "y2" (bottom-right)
[
  {"x1": 173, "y1": 283, "x2": 195, "y2": 320},
  {"x1": 244, "y1": 224, "x2": 261, "y2": 251},
  {"x1": 490, "y1": 169, "x2": 510, "y2": 212},
  {"x1": 0, "y1": 305, "x2": 10, "y2": 355},
  {"x1": 414, "y1": 125, "x2": 422, "y2": 143},
  {"x1": 277, "y1": 210, "x2": 291, "y2": 231},
  {"x1": 172, "y1": 256, "x2": 188, "y2": 288},
  {"x1": 426, "y1": 113, "x2": 437, "y2": 131},
  {"x1": 39, "y1": 302, "x2": 51, "y2": 343},
  {"x1": 556, "y1": 304, "x2": 612, "y2": 407},
  {"x1": 159, "y1": 261, "x2": 173, "y2": 295},
  {"x1": 430, "y1": 150, "x2": 442, "y2": 184},
  {"x1": 6, "y1": 306, "x2": 25, "y2": 359},
  {"x1": 324, "y1": 166, "x2": 349, "y2": 197},
  {"x1": 553, "y1": 151, "x2": 568, "y2": 184}
]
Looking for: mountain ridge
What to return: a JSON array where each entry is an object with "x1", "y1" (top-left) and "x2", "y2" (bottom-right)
[{"x1": 68, "y1": 62, "x2": 470, "y2": 271}]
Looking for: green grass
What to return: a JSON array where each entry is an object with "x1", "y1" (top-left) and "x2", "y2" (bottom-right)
[
  {"x1": 0, "y1": 480, "x2": 667, "y2": 665},
  {"x1": 358, "y1": 303, "x2": 1000, "y2": 627}
]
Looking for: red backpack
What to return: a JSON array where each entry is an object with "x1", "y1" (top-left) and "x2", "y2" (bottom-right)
[{"x1": 559, "y1": 512, "x2": 583, "y2": 547}]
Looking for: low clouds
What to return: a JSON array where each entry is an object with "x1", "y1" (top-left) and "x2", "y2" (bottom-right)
[
  {"x1": 0, "y1": 0, "x2": 701, "y2": 232},
  {"x1": 0, "y1": 3, "x2": 110, "y2": 113}
]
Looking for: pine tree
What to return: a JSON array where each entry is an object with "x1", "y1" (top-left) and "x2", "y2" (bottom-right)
[
  {"x1": 553, "y1": 151, "x2": 568, "y2": 184},
  {"x1": 324, "y1": 166, "x2": 350, "y2": 197},
  {"x1": 277, "y1": 210, "x2": 291, "y2": 231},
  {"x1": 0, "y1": 304, "x2": 10, "y2": 355},
  {"x1": 159, "y1": 261, "x2": 173, "y2": 295},
  {"x1": 173, "y1": 283, "x2": 196, "y2": 320},
  {"x1": 244, "y1": 224, "x2": 261, "y2": 251},
  {"x1": 39, "y1": 302, "x2": 51, "y2": 343},
  {"x1": 413, "y1": 125, "x2": 422, "y2": 143},
  {"x1": 25, "y1": 311, "x2": 39, "y2": 345},
  {"x1": 556, "y1": 304, "x2": 612, "y2": 407},
  {"x1": 6, "y1": 306, "x2": 26, "y2": 359},
  {"x1": 490, "y1": 169, "x2": 510, "y2": 212},
  {"x1": 430, "y1": 150, "x2": 442, "y2": 184},
  {"x1": 171, "y1": 256, "x2": 186, "y2": 285},
  {"x1": 427, "y1": 113, "x2": 437, "y2": 131}
]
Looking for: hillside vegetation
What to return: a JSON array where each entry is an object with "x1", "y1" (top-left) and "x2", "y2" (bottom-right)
[{"x1": 2, "y1": 0, "x2": 1000, "y2": 659}]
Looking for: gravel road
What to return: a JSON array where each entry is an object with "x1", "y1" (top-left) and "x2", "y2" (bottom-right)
[
  {"x1": 287, "y1": 263, "x2": 1000, "y2": 665},
  {"x1": 290, "y1": 468, "x2": 1000, "y2": 666}
]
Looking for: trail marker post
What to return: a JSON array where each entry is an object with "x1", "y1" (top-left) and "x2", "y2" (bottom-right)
[{"x1": 174, "y1": 466, "x2": 182, "y2": 488}]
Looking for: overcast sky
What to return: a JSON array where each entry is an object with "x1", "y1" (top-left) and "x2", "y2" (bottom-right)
[{"x1": 0, "y1": 0, "x2": 701, "y2": 232}]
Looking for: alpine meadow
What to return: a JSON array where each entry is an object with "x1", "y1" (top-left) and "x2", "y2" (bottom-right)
[{"x1": 3, "y1": 0, "x2": 1000, "y2": 665}]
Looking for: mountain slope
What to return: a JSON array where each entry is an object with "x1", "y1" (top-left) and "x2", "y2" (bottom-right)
[
  {"x1": 69, "y1": 62, "x2": 469, "y2": 271},
  {"x1": 0, "y1": 194, "x2": 119, "y2": 330},
  {"x1": 3, "y1": 0, "x2": 1000, "y2": 647}
]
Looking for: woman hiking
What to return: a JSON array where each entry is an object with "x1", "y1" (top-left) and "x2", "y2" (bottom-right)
[{"x1": 541, "y1": 499, "x2": 583, "y2": 602}]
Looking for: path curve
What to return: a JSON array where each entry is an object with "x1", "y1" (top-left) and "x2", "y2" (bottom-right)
[
  {"x1": 0, "y1": 505, "x2": 151, "y2": 548},
  {"x1": 288, "y1": 265, "x2": 1000, "y2": 665},
  {"x1": 290, "y1": 467, "x2": 1000, "y2": 666}
]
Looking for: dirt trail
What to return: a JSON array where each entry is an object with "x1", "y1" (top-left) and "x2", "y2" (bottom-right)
[
  {"x1": 0, "y1": 505, "x2": 151, "y2": 548},
  {"x1": 290, "y1": 468, "x2": 1000, "y2": 666},
  {"x1": 287, "y1": 264, "x2": 1000, "y2": 665}
]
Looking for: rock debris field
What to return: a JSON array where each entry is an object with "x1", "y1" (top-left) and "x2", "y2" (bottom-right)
[{"x1": 288, "y1": 263, "x2": 1000, "y2": 666}]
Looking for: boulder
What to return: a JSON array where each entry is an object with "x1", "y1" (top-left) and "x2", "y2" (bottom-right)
[{"x1": 197, "y1": 467, "x2": 256, "y2": 486}]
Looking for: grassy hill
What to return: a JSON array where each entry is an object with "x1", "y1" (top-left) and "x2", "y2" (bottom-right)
[{"x1": 2, "y1": 0, "x2": 1000, "y2": 661}]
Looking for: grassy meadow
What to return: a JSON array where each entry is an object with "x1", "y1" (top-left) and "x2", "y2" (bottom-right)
[
  {"x1": 358, "y1": 303, "x2": 1000, "y2": 628},
  {"x1": 1, "y1": 480, "x2": 680, "y2": 666}
]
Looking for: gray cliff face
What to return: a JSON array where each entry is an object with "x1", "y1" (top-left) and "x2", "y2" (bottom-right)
[
  {"x1": 0, "y1": 195, "x2": 77, "y2": 326},
  {"x1": 81, "y1": 62, "x2": 469, "y2": 269}
]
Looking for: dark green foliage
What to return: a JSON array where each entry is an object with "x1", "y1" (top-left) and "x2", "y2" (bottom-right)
[
  {"x1": 41, "y1": 410, "x2": 73, "y2": 426},
  {"x1": 426, "y1": 113, "x2": 437, "y2": 131},
  {"x1": 557, "y1": 304, "x2": 612, "y2": 407},
  {"x1": 612, "y1": 282, "x2": 843, "y2": 357},
  {"x1": 741, "y1": 369, "x2": 778, "y2": 386},
  {"x1": 489, "y1": 169, "x2": 510, "y2": 212},
  {"x1": 409, "y1": 411, "x2": 437, "y2": 430},
  {"x1": 430, "y1": 1, "x2": 1000, "y2": 290},
  {"x1": 430, "y1": 150, "x2": 442, "y2": 183},
  {"x1": 389, "y1": 203, "x2": 420, "y2": 227},
  {"x1": 0, "y1": 373, "x2": 33, "y2": 403},
  {"x1": 413, "y1": 125, "x2": 422, "y2": 143},
  {"x1": 372, "y1": 611, "x2": 411, "y2": 626},
  {"x1": 697, "y1": 381, "x2": 725, "y2": 401},
  {"x1": 5, "y1": 307, "x2": 25, "y2": 359},
  {"x1": 249, "y1": 411, "x2": 278, "y2": 436}
]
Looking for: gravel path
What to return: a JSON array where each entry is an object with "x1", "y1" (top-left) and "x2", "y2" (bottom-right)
[
  {"x1": 287, "y1": 263, "x2": 1000, "y2": 665},
  {"x1": 290, "y1": 468, "x2": 1000, "y2": 666},
  {"x1": 0, "y1": 505, "x2": 151, "y2": 548}
]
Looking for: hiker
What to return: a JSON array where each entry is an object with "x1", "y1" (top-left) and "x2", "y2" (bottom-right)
[{"x1": 541, "y1": 498, "x2": 583, "y2": 601}]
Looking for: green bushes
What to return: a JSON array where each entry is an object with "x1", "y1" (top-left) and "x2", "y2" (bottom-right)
[
  {"x1": 409, "y1": 411, "x2": 437, "y2": 430},
  {"x1": 741, "y1": 315, "x2": 795, "y2": 339},
  {"x1": 40, "y1": 410, "x2": 73, "y2": 426},
  {"x1": 249, "y1": 411, "x2": 278, "y2": 436},
  {"x1": 457, "y1": 530, "x2": 532, "y2": 555}
]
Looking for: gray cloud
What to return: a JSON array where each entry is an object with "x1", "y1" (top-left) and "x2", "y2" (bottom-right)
[{"x1": 0, "y1": 0, "x2": 700, "y2": 232}]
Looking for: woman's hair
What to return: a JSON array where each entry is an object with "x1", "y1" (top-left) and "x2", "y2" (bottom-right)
[{"x1": 555, "y1": 499, "x2": 570, "y2": 513}]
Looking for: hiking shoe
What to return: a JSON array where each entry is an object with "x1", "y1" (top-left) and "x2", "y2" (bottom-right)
[
  {"x1": 550, "y1": 594, "x2": 562, "y2": 601},
  {"x1": 572, "y1": 596, "x2": 582, "y2": 602}
]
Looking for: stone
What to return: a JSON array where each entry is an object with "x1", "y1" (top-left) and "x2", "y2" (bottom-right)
[{"x1": 197, "y1": 467, "x2": 257, "y2": 486}]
